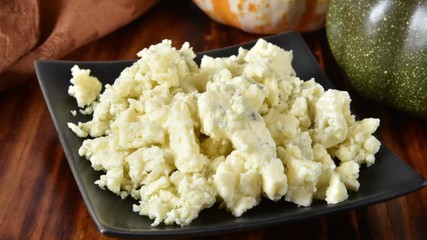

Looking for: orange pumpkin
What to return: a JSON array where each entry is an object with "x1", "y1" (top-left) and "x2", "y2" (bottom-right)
[{"x1": 193, "y1": 0, "x2": 329, "y2": 34}]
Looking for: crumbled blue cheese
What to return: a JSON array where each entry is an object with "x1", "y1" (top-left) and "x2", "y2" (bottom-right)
[{"x1": 67, "y1": 39, "x2": 381, "y2": 226}]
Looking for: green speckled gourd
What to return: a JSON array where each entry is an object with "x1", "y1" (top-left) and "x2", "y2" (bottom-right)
[{"x1": 326, "y1": 0, "x2": 427, "y2": 116}]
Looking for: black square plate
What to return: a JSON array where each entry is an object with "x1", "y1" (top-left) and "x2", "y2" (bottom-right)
[{"x1": 35, "y1": 32, "x2": 427, "y2": 238}]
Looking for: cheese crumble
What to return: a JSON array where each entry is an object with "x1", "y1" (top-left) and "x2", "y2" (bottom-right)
[{"x1": 67, "y1": 39, "x2": 381, "y2": 226}]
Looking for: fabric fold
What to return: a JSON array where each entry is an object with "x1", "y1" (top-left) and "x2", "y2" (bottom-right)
[{"x1": 0, "y1": 0, "x2": 159, "y2": 91}]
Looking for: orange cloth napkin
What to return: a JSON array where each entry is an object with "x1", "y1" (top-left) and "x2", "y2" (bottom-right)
[{"x1": 0, "y1": 0, "x2": 159, "y2": 91}]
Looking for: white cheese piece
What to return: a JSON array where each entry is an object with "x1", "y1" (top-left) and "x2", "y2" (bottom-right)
[
  {"x1": 285, "y1": 156, "x2": 322, "y2": 206},
  {"x1": 167, "y1": 94, "x2": 207, "y2": 173},
  {"x1": 314, "y1": 89, "x2": 351, "y2": 148},
  {"x1": 68, "y1": 65, "x2": 102, "y2": 109},
  {"x1": 325, "y1": 173, "x2": 349, "y2": 204}
]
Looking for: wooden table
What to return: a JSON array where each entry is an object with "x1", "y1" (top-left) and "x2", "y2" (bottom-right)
[{"x1": 1, "y1": 1, "x2": 426, "y2": 239}]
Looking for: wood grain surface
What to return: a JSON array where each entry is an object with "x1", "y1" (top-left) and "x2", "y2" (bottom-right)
[{"x1": 1, "y1": 1, "x2": 426, "y2": 239}]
